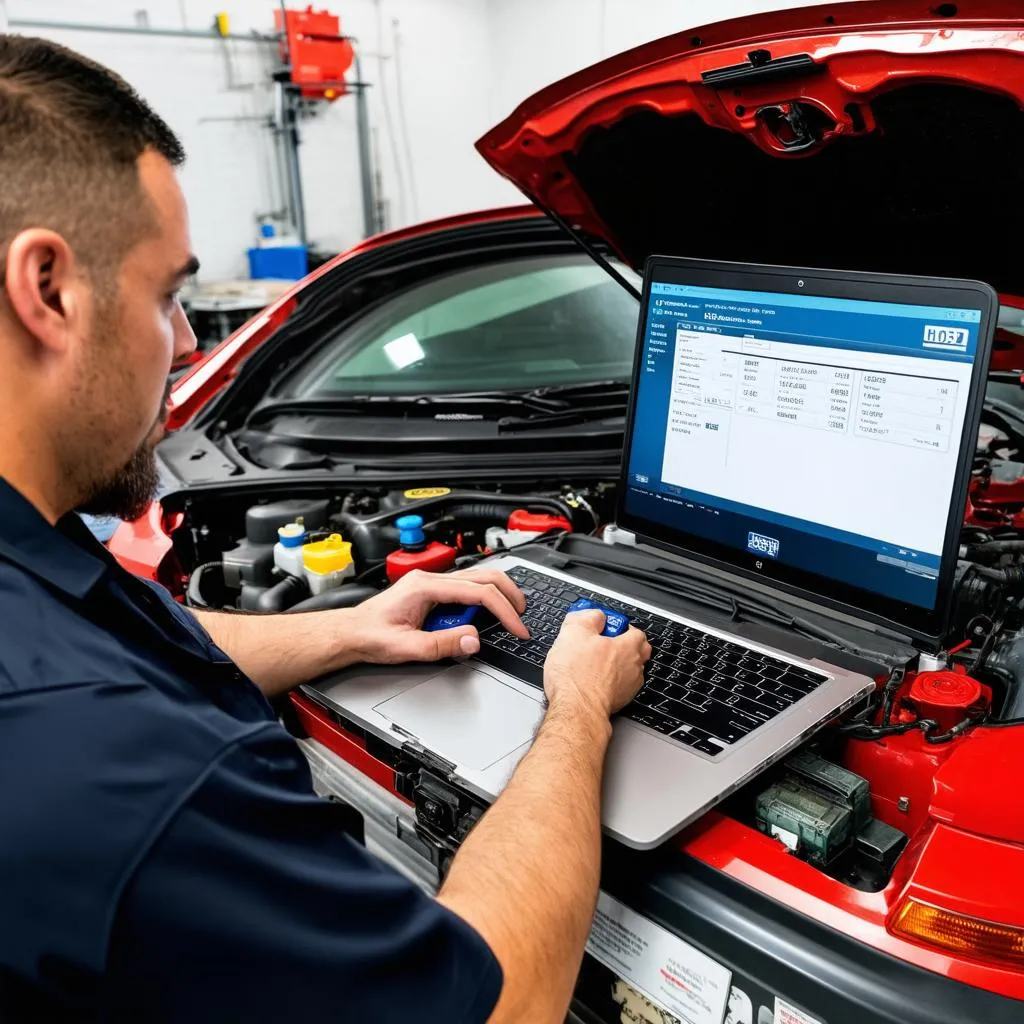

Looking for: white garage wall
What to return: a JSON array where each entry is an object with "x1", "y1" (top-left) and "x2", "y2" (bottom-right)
[
  {"x1": 5, "y1": 0, "x2": 496, "y2": 280},
  {"x1": 3, "y1": 1, "x2": 857, "y2": 280}
]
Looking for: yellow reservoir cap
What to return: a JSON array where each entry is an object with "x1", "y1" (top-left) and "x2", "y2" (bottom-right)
[
  {"x1": 302, "y1": 534, "x2": 353, "y2": 575},
  {"x1": 404, "y1": 487, "x2": 450, "y2": 499},
  {"x1": 891, "y1": 898, "x2": 1024, "y2": 967}
]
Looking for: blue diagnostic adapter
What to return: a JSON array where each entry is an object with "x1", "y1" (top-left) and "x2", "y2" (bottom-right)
[
  {"x1": 567, "y1": 598, "x2": 629, "y2": 637},
  {"x1": 423, "y1": 604, "x2": 482, "y2": 632}
]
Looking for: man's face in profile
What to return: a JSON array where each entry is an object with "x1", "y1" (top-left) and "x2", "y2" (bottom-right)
[{"x1": 76, "y1": 151, "x2": 198, "y2": 521}]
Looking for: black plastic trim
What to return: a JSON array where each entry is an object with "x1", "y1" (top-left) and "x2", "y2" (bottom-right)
[{"x1": 701, "y1": 52, "x2": 821, "y2": 87}]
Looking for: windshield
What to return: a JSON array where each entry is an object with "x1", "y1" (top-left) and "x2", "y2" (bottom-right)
[{"x1": 284, "y1": 255, "x2": 641, "y2": 397}]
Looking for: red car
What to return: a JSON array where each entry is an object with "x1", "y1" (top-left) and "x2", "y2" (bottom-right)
[{"x1": 113, "y1": 2, "x2": 1024, "y2": 1018}]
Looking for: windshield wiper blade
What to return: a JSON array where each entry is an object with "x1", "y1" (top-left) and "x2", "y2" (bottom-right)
[
  {"x1": 248, "y1": 392, "x2": 566, "y2": 427},
  {"x1": 497, "y1": 403, "x2": 627, "y2": 433},
  {"x1": 521, "y1": 380, "x2": 630, "y2": 402}
]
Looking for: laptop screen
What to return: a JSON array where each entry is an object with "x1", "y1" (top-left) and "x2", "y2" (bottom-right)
[{"x1": 620, "y1": 261, "x2": 993, "y2": 635}]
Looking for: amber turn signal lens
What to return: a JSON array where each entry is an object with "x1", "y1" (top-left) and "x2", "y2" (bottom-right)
[{"x1": 892, "y1": 899, "x2": 1024, "y2": 967}]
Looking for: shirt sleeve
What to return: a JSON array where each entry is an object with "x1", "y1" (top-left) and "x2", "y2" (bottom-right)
[{"x1": 103, "y1": 726, "x2": 503, "y2": 1024}]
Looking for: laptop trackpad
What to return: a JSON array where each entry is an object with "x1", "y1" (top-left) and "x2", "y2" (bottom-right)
[{"x1": 373, "y1": 664, "x2": 544, "y2": 771}]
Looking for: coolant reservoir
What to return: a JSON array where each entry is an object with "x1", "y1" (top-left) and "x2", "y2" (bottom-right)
[
  {"x1": 906, "y1": 670, "x2": 990, "y2": 732},
  {"x1": 274, "y1": 520, "x2": 307, "y2": 578},
  {"x1": 302, "y1": 534, "x2": 354, "y2": 595}
]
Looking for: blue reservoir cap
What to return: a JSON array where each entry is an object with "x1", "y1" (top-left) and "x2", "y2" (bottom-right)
[
  {"x1": 277, "y1": 522, "x2": 306, "y2": 547},
  {"x1": 395, "y1": 514, "x2": 425, "y2": 548},
  {"x1": 260, "y1": 222, "x2": 276, "y2": 238}
]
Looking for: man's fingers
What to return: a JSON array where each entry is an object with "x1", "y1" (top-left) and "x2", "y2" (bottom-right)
[
  {"x1": 625, "y1": 625, "x2": 651, "y2": 657},
  {"x1": 395, "y1": 625, "x2": 480, "y2": 664},
  {"x1": 562, "y1": 608, "x2": 607, "y2": 635},
  {"x1": 413, "y1": 577, "x2": 529, "y2": 638},
  {"x1": 452, "y1": 568, "x2": 527, "y2": 614},
  {"x1": 432, "y1": 626, "x2": 481, "y2": 660}
]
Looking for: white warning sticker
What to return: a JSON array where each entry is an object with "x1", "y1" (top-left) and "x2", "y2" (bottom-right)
[
  {"x1": 770, "y1": 825, "x2": 799, "y2": 852},
  {"x1": 586, "y1": 892, "x2": 733, "y2": 1024},
  {"x1": 774, "y1": 996, "x2": 825, "y2": 1024}
]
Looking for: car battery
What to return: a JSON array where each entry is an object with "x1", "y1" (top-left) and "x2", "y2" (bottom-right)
[
  {"x1": 785, "y1": 751, "x2": 872, "y2": 831},
  {"x1": 755, "y1": 780, "x2": 854, "y2": 865}
]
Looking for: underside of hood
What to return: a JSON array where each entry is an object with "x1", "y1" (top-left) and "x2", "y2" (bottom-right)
[{"x1": 477, "y1": 1, "x2": 1024, "y2": 297}]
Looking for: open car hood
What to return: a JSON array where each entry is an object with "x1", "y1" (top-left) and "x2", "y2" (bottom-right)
[{"x1": 476, "y1": 1, "x2": 1024, "y2": 300}]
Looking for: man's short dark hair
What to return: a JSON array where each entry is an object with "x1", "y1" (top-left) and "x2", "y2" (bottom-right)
[{"x1": 0, "y1": 35, "x2": 185, "y2": 294}]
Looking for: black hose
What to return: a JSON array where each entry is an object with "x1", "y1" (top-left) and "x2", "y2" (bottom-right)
[
  {"x1": 840, "y1": 717, "x2": 939, "y2": 739},
  {"x1": 338, "y1": 490, "x2": 580, "y2": 567},
  {"x1": 964, "y1": 540, "x2": 1024, "y2": 561},
  {"x1": 971, "y1": 564, "x2": 1024, "y2": 586},
  {"x1": 256, "y1": 574, "x2": 309, "y2": 613},
  {"x1": 339, "y1": 490, "x2": 579, "y2": 534},
  {"x1": 186, "y1": 561, "x2": 224, "y2": 609},
  {"x1": 924, "y1": 714, "x2": 985, "y2": 744},
  {"x1": 286, "y1": 585, "x2": 379, "y2": 612}
]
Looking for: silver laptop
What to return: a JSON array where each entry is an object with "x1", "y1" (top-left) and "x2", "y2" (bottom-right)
[{"x1": 303, "y1": 257, "x2": 997, "y2": 849}]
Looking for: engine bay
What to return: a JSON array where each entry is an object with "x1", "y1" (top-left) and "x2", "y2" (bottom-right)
[{"x1": 157, "y1": 460, "x2": 1024, "y2": 889}]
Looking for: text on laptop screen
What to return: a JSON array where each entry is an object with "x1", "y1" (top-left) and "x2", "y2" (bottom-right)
[{"x1": 624, "y1": 279, "x2": 982, "y2": 610}]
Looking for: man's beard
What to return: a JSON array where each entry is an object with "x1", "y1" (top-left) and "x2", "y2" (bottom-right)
[
  {"x1": 75, "y1": 378, "x2": 171, "y2": 522},
  {"x1": 76, "y1": 439, "x2": 160, "y2": 522}
]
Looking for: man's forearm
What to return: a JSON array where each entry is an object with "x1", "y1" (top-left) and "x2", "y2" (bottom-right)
[
  {"x1": 437, "y1": 703, "x2": 611, "y2": 1024},
  {"x1": 191, "y1": 608, "x2": 365, "y2": 697}
]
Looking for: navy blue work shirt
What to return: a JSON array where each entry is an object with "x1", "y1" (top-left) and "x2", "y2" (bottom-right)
[{"x1": 0, "y1": 479, "x2": 502, "y2": 1023}]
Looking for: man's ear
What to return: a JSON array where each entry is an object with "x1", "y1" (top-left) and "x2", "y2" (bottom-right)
[{"x1": 3, "y1": 228, "x2": 85, "y2": 354}]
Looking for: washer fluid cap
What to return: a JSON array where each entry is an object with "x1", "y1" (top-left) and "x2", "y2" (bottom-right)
[
  {"x1": 277, "y1": 522, "x2": 306, "y2": 547},
  {"x1": 395, "y1": 514, "x2": 426, "y2": 548}
]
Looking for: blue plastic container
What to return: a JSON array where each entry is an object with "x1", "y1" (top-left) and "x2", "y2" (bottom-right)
[{"x1": 247, "y1": 244, "x2": 308, "y2": 280}]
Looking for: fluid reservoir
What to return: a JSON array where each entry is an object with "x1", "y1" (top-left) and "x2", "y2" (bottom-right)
[
  {"x1": 386, "y1": 514, "x2": 456, "y2": 583},
  {"x1": 486, "y1": 508, "x2": 573, "y2": 549},
  {"x1": 906, "y1": 670, "x2": 990, "y2": 732},
  {"x1": 274, "y1": 519, "x2": 308, "y2": 577},
  {"x1": 302, "y1": 534, "x2": 355, "y2": 595}
]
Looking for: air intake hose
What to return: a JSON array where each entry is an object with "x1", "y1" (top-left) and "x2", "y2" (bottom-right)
[{"x1": 338, "y1": 491, "x2": 578, "y2": 566}]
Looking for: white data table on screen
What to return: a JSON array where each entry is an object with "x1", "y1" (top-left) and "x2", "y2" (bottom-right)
[{"x1": 660, "y1": 329, "x2": 974, "y2": 554}]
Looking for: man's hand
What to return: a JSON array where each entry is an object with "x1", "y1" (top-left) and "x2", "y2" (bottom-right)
[
  {"x1": 347, "y1": 567, "x2": 529, "y2": 665},
  {"x1": 544, "y1": 609, "x2": 651, "y2": 721}
]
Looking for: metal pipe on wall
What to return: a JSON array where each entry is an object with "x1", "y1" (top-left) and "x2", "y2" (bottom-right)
[
  {"x1": 352, "y1": 51, "x2": 377, "y2": 239},
  {"x1": 283, "y1": 91, "x2": 309, "y2": 246},
  {"x1": 9, "y1": 17, "x2": 278, "y2": 44}
]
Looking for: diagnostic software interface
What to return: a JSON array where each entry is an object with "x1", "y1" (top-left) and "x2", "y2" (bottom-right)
[{"x1": 625, "y1": 277, "x2": 983, "y2": 610}]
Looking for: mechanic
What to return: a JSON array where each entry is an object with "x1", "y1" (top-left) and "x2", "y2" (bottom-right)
[{"x1": 0, "y1": 37, "x2": 652, "y2": 1024}]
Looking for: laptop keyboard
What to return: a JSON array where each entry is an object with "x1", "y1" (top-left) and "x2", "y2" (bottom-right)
[{"x1": 477, "y1": 565, "x2": 830, "y2": 756}]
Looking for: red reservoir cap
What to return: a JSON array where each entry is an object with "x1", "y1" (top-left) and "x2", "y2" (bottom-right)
[
  {"x1": 507, "y1": 509, "x2": 572, "y2": 533},
  {"x1": 908, "y1": 671, "x2": 986, "y2": 732}
]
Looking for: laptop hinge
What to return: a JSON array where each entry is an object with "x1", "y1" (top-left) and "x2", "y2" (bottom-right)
[
  {"x1": 399, "y1": 739, "x2": 458, "y2": 778},
  {"x1": 597, "y1": 524, "x2": 920, "y2": 650}
]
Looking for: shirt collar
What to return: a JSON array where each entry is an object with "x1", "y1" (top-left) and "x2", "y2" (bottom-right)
[{"x1": 0, "y1": 478, "x2": 110, "y2": 599}]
